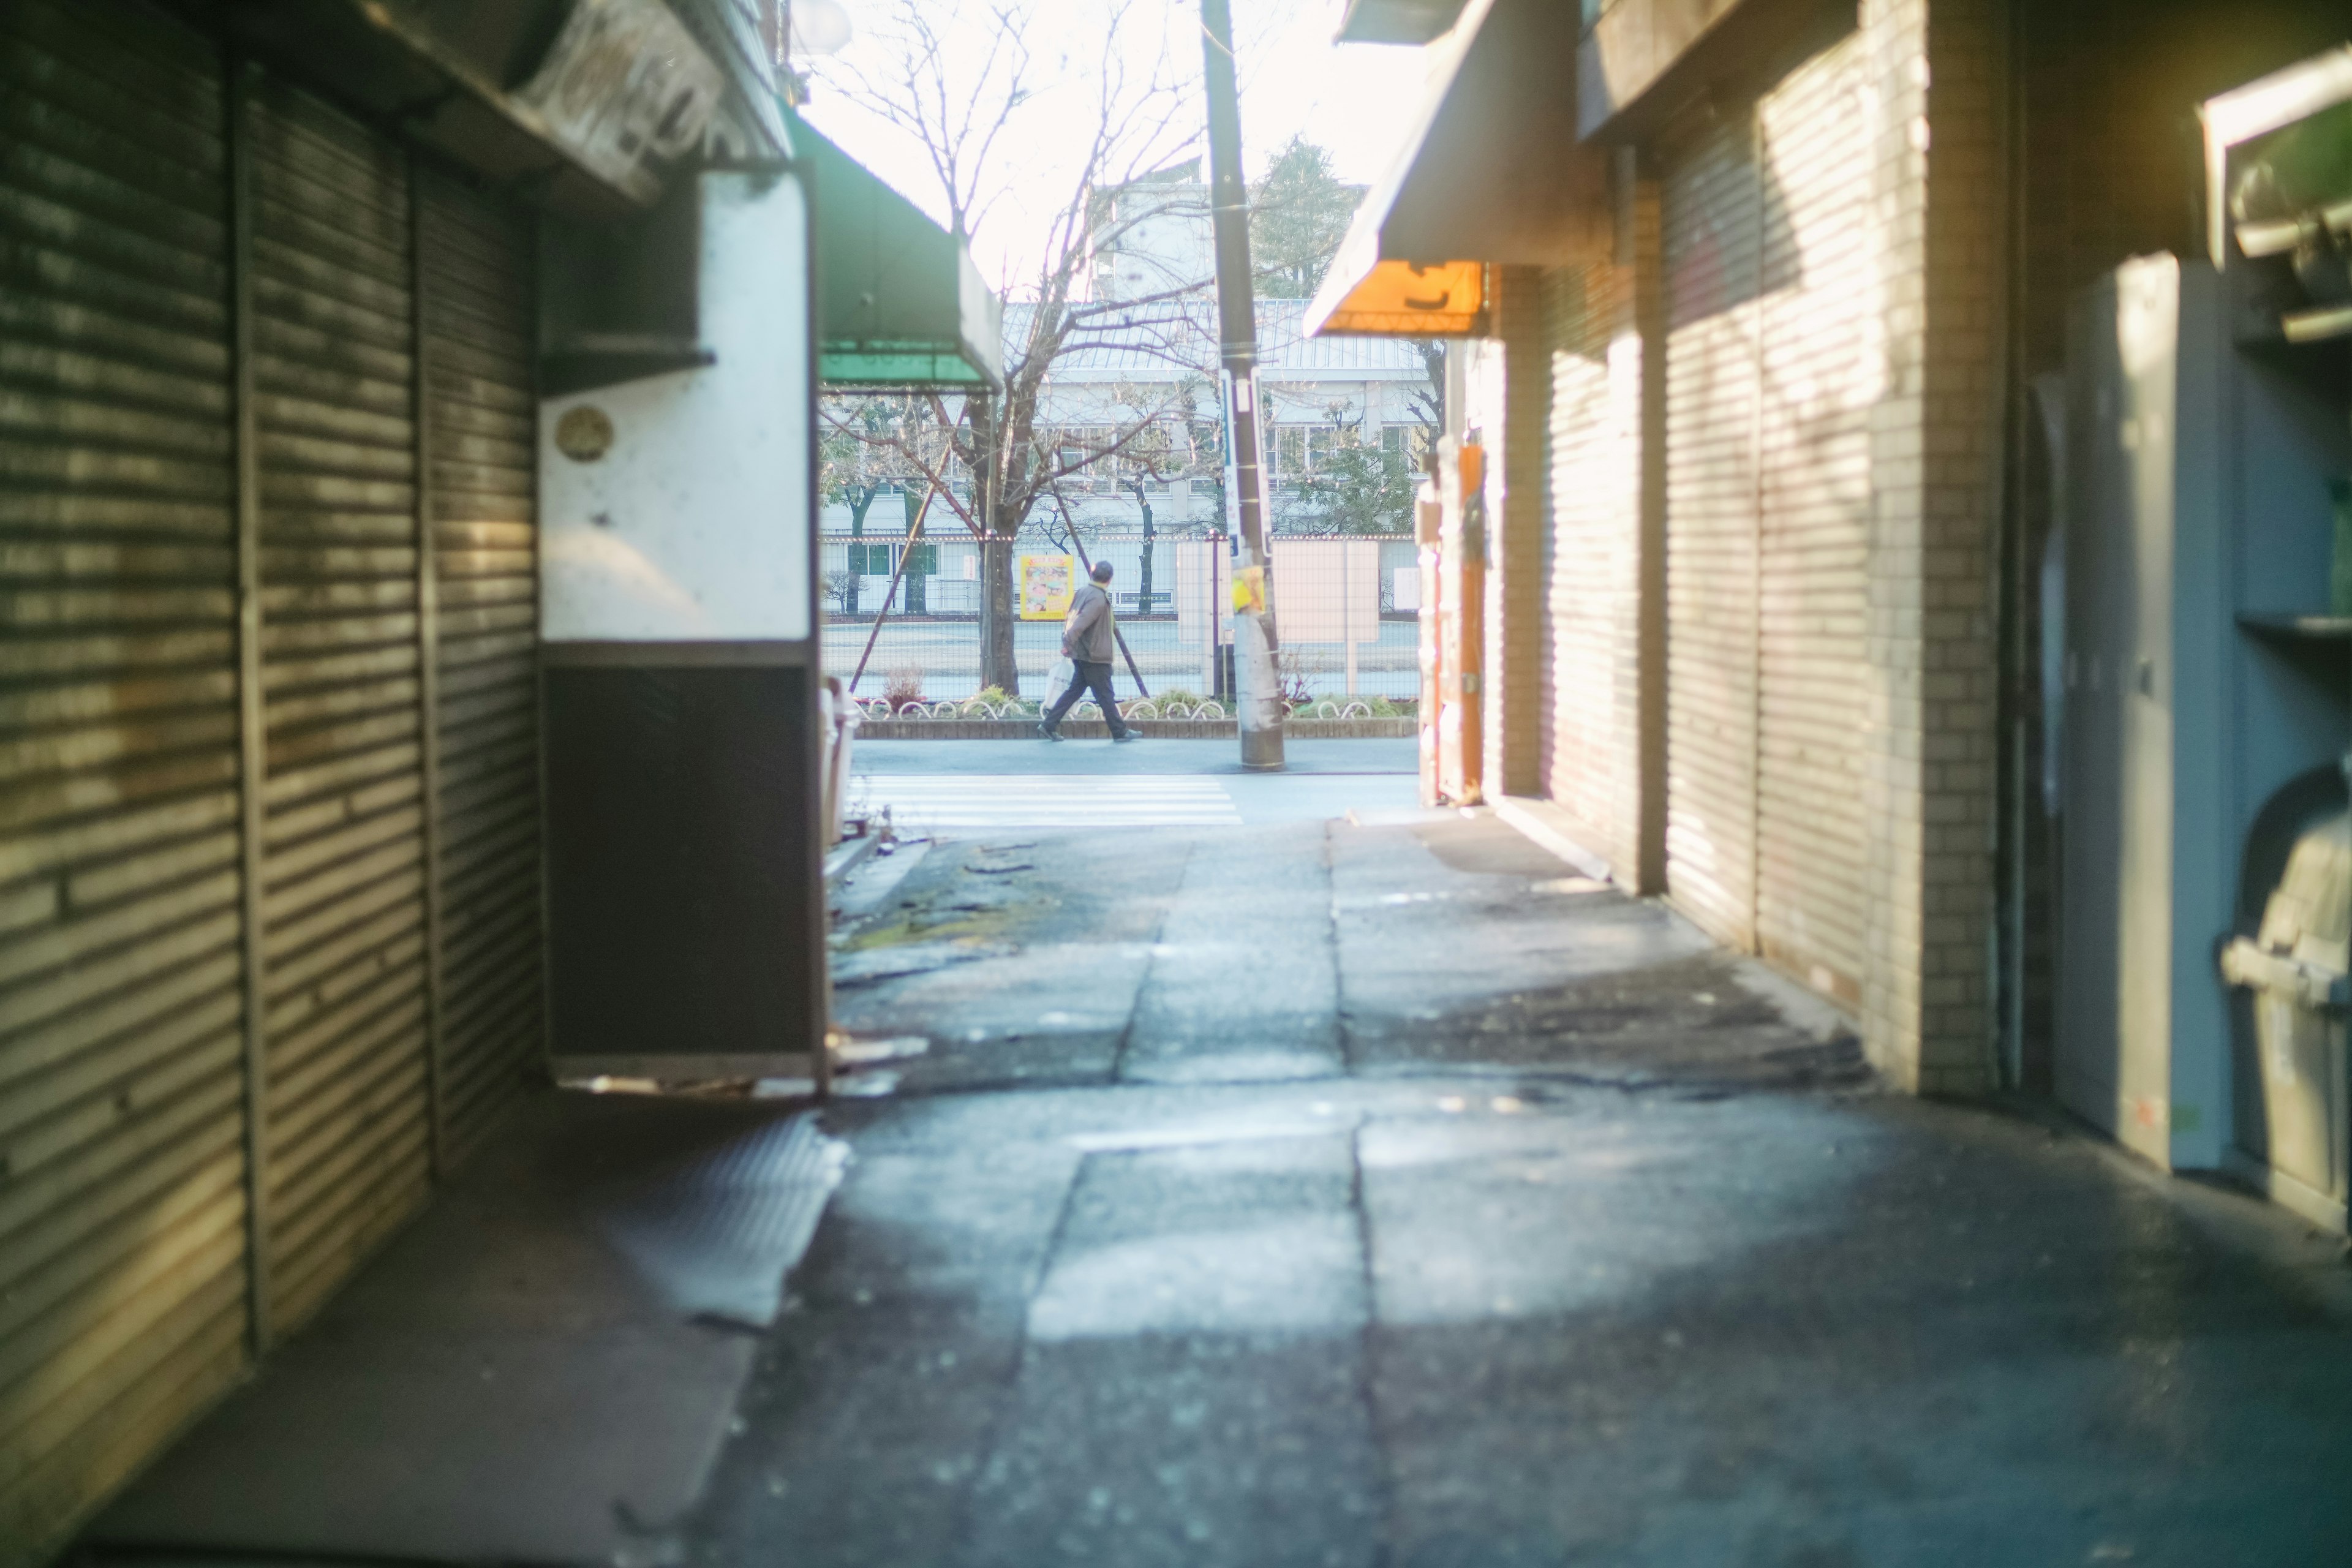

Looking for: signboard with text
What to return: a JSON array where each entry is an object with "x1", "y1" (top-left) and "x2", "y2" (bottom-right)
[{"x1": 1019, "y1": 553, "x2": 1075, "y2": 620}]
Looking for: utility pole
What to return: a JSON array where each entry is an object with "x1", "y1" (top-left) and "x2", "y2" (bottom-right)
[{"x1": 1199, "y1": 0, "x2": 1284, "y2": 770}]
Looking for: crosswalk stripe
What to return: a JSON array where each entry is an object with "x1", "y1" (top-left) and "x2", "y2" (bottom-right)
[{"x1": 854, "y1": 774, "x2": 1245, "y2": 830}]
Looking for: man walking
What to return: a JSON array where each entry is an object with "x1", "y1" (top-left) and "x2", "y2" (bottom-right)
[{"x1": 1039, "y1": 560, "x2": 1139, "y2": 742}]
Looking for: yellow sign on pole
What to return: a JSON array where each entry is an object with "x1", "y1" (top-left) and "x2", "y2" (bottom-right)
[
  {"x1": 1229, "y1": 564, "x2": 1266, "y2": 617},
  {"x1": 1019, "y1": 553, "x2": 1076, "y2": 620}
]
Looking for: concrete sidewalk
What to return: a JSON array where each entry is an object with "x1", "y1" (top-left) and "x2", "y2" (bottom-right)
[
  {"x1": 80, "y1": 812, "x2": 2352, "y2": 1567},
  {"x1": 705, "y1": 813, "x2": 2352, "y2": 1567},
  {"x1": 87, "y1": 1092, "x2": 842, "y2": 1567}
]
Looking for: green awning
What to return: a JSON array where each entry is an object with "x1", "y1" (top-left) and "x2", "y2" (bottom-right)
[
  {"x1": 791, "y1": 108, "x2": 1003, "y2": 390},
  {"x1": 1335, "y1": 0, "x2": 1468, "y2": 44}
]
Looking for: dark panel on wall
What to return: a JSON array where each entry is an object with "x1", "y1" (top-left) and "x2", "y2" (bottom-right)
[{"x1": 544, "y1": 664, "x2": 821, "y2": 1068}]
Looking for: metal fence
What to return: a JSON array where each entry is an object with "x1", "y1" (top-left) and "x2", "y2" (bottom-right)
[{"x1": 820, "y1": 532, "x2": 1422, "y2": 706}]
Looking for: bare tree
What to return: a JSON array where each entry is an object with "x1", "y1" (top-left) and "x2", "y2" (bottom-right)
[
  {"x1": 818, "y1": 405, "x2": 935, "y2": 617},
  {"x1": 817, "y1": 0, "x2": 1215, "y2": 693},
  {"x1": 1411, "y1": 339, "x2": 1446, "y2": 431}
]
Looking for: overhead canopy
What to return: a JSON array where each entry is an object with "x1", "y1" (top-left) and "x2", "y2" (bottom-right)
[
  {"x1": 1335, "y1": 0, "x2": 1469, "y2": 45},
  {"x1": 794, "y1": 111, "x2": 1005, "y2": 390},
  {"x1": 1306, "y1": 0, "x2": 1607, "y2": 338},
  {"x1": 1577, "y1": 0, "x2": 1854, "y2": 142},
  {"x1": 212, "y1": 0, "x2": 747, "y2": 221}
]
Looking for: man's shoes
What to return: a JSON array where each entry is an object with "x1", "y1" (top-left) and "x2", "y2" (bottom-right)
[
  {"x1": 1112, "y1": 729, "x2": 1141, "y2": 744},
  {"x1": 1037, "y1": 722, "x2": 1064, "y2": 742}
]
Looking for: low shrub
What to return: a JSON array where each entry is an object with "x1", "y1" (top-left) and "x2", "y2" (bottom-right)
[{"x1": 882, "y1": 665, "x2": 925, "y2": 714}]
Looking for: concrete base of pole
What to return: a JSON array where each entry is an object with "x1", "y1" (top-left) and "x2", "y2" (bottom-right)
[{"x1": 1235, "y1": 608, "x2": 1286, "y2": 772}]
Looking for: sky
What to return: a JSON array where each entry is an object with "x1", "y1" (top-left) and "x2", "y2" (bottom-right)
[{"x1": 797, "y1": 0, "x2": 1433, "y2": 292}]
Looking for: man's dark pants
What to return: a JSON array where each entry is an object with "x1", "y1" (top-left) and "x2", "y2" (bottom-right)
[{"x1": 1044, "y1": 660, "x2": 1130, "y2": 737}]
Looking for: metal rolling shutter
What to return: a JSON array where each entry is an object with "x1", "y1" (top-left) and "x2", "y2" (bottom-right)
[
  {"x1": 415, "y1": 172, "x2": 541, "y2": 1167},
  {"x1": 0, "y1": 0, "x2": 251, "y2": 1546},
  {"x1": 1661, "y1": 119, "x2": 1763, "y2": 952},
  {"x1": 1540, "y1": 262, "x2": 1629, "y2": 854},
  {"x1": 1754, "y1": 37, "x2": 1869, "y2": 1006},
  {"x1": 243, "y1": 78, "x2": 432, "y2": 1333}
]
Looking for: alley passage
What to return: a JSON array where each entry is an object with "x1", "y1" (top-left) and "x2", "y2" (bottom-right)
[{"x1": 695, "y1": 814, "x2": 2352, "y2": 1567}]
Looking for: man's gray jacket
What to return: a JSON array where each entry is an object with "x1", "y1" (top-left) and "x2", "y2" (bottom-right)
[{"x1": 1062, "y1": 581, "x2": 1115, "y2": 663}]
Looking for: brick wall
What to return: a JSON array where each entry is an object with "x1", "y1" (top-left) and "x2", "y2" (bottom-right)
[
  {"x1": 1858, "y1": 0, "x2": 2005, "y2": 1093},
  {"x1": 1513, "y1": 0, "x2": 2342, "y2": 1095}
]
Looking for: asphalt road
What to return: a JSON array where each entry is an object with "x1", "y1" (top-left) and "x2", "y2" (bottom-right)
[
  {"x1": 852, "y1": 737, "x2": 1420, "y2": 775},
  {"x1": 850, "y1": 739, "x2": 1428, "y2": 831}
]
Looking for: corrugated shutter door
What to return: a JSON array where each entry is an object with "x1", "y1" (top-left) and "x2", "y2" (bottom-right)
[
  {"x1": 1755, "y1": 37, "x2": 1870, "y2": 1005},
  {"x1": 244, "y1": 78, "x2": 432, "y2": 1333},
  {"x1": 0, "y1": 0, "x2": 251, "y2": 1544},
  {"x1": 1661, "y1": 120, "x2": 1762, "y2": 952},
  {"x1": 1540, "y1": 262, "x2": 1629, "y2": 854},
  {"x1": 416, "y1": 172, "x2": 541, "y2": 1166}
]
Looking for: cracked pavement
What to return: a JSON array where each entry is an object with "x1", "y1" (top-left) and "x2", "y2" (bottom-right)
[{"x1": 691, "y1": 813, "x2": 2352, "y2": 1567}]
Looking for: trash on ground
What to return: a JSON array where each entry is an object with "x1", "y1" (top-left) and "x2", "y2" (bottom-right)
[{"x1": 832, "y1": 1035, "x2": 930, "y2": 1065}]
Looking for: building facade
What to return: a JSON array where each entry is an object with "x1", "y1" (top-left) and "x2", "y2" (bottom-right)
[
  {"x1": 0, "y1": 1, "x2": 996, "y2": 1556},
  {"x1": 1316, "y1": 0, "x2": 2351, "y2": 1100}
]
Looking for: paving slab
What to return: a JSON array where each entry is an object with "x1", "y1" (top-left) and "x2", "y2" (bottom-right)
[
  {"x1": 89, "y1": 812, "x2": 2352, "y2": 1568},
  {"x1": 693, "y1": 818, "x2": 2352, "y2": 1568},
  {"x1": 1121, "y1": 824, "x2": 1344, "y2": 1084},
  {"x1": 89, "y1": 1091, "x2": 838, "y2": 1567}
]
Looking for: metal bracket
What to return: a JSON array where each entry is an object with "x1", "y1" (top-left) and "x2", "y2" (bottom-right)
[{"x1": 2218, "y1": 937, "x2": 2352, "y2": 1013}]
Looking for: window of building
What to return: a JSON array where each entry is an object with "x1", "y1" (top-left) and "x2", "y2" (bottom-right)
[{"x1": 1381, "y1": 424, "x2": 1436, "y2": 466}]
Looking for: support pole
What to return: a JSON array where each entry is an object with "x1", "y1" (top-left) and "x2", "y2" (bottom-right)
[
  {"x1": 227, "y1": 56, "x2": 273, "y2": 1354},
  {"x1": 1200, "y1": 0, "x2": 1284, "y2": 771},
  {"x1": 409, "y1": 158, "x2": 448, "y2": 1185}
]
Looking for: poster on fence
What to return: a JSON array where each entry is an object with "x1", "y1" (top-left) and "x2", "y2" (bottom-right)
[{"x1": 1018, "y1": 553, "x2": 1075, "y2": 619}]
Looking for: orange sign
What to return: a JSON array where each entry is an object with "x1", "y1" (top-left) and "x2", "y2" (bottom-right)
[{"x1": 1307, "y1": 259, "x2": 1486, "y2": 337}]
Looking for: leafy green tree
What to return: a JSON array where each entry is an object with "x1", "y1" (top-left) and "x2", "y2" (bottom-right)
[
  {"x1": 1246, "y1": 137, "x2": 1444, "y2": 437},
  {"x1": 1293, "y1": 423, "x2": 1417, "y2": 534},
  {"x1": 1249, "y1": 135, "x2": 1361, "y2": 298}
]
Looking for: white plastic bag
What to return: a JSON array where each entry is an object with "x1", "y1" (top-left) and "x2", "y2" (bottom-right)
[{"x1": 1047, "y1": 656, "x2": 1075, "y2": 707}]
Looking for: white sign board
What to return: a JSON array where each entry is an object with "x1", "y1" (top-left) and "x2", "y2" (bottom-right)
[
  {"x1": 541, "y1": 170, "x2": 812, "y2": 643},
  {"x1": 1269, "y1": 538, "x2": 1382, "y2": 644}
]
